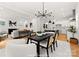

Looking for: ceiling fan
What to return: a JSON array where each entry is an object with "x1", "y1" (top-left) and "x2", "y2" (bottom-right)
[{"x1": 35, "y1": 2, "x2": 52, "y2": 18}]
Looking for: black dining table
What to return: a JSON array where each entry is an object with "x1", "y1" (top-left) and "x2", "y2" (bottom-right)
[{"x1": 27, "y1": 33, "x2": 53, "y2": 57}]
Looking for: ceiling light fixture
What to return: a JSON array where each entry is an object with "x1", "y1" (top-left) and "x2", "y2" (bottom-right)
[{"x1": 35, "y1": 2, "x2": 52, "y2": 18}]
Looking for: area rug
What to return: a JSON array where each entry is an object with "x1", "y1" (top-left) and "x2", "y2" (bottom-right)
[
  {"x1": 0, "y1": 40, "x2": 72, "y2": 57},
  {"x1": 40, "y1": 40, "x2": 72, "y2": 57}
]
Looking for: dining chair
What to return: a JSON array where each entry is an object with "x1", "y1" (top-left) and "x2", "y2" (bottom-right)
[
  {"x1": 39, "y1": 36, "x2": 53, "y2": 57},
  {"x1": 52, "y1": 30, "x2": 59, "y2": 51}
]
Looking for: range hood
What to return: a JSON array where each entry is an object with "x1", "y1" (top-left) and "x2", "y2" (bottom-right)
[{"x1": 70, "y1": 9, "x2": 76, "y2": 21}]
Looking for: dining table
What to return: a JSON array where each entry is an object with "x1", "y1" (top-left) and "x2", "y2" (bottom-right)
[{"x1": 26, "y1": 33, "x2": 53, "y2": 57}]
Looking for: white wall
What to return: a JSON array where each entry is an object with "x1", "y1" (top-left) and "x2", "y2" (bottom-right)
[
  {"x1": 31, "y1": 17, "x2": 70, "y2": 32},
  {"x1": 75, "y1": 3, "x2": 79, "y2": 32},
  {"x1": 0, "y1": 19, "x2": 8, "y2": 33},
  {"x1": 0, "y1": 2, "x2": 77, "y2": 33},
  {"x1": 0, "y1": 6, "x2": 31, "y2": 33}
]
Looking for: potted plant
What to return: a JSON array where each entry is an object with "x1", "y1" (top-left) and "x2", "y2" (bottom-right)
[
  {"x1": 36, "y1": 31, "x2": 43, "y2": 36},
  {"x1": 68, "y1": 25, "x2": 76, "y2": 38},
  {"x1": 37, "y1": 31, "x2": 42, "y2": 34}
]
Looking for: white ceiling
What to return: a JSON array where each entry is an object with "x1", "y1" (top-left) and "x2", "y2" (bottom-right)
[{"x1": 0, "y1": 2, "x2": 78, "y2": 20}]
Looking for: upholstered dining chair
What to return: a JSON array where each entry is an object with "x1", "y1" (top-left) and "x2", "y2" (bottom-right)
[
  {"x1": 52, "y1": 31, "x2": 59, "y2": 51},
  {"x1": 39, "y1": 36, "x2": 53, "y2": 57}
]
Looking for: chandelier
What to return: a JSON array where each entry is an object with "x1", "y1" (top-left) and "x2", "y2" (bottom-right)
[{"x1": 35, "y1": 2, "x2": 52, "y2": 18}]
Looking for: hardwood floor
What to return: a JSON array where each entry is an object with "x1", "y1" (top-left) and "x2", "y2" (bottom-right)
[
  {"x1": 58, "y1": 34, "x2": 79, "y2": 57},
  {"x1": 70, "y1": 43, "x2": 79, "y2": 57},
  {"x1": 0, "y1": 34, "x2": 79, "y2": 57},
  {"x1": 0, "y1": 40, "x2": 7, "y2": 48},
  {"x1": 58, "y1": 34, "x2": 67, "y2": 41}
]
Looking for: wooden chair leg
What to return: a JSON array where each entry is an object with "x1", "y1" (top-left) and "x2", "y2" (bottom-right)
[
  {"x1": 51, "y1": 46, "x2": 53, "y2": 52},
  {"x1": 47, "y1": 49, "x2": 49, "y2": 57},
  {"x1": 56, "y1": 41, "x2": 58, "y2": 47},
  {"x1": 53, "y1": 44, "x2": 55, "y2": 51}
]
